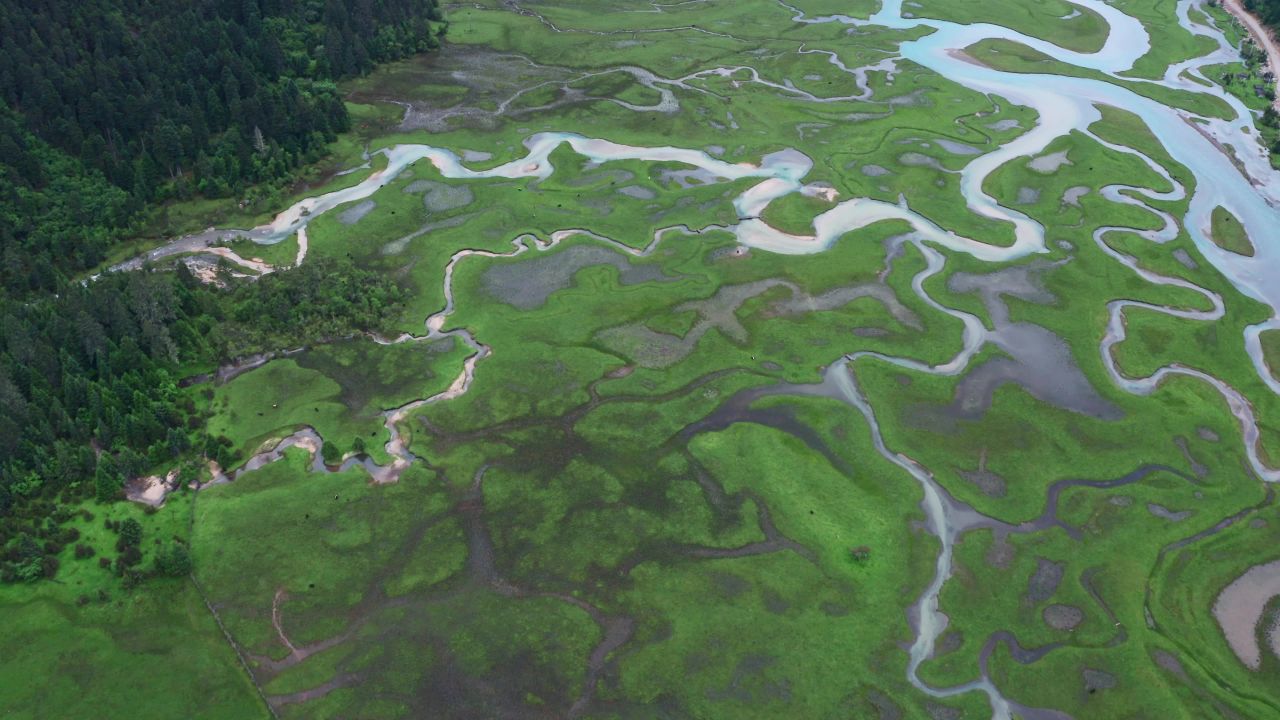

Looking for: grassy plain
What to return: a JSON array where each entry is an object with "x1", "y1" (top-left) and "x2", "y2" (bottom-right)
[
  {"x1": 205, "y1": 338, "x2": 468, "y2": 465},
  {"x1": 0, "y1": 494, "x2": 267, "y2": 719},
  {"x1": 914, "y1": 0, "x2": 1109, "y2": 53},
  {"x1": 1264, "y1": 330, "x2": 1280, "y2": 377},
  {"x1": 1114, "y1": 0, "x2": 1220, "y2": 79},
  {"x1": 222, "y1": 233, "x2": 300, "y2": 268},
  {"x1": 1210, "y1": 205, "x2": 1257, "y2": 256}
]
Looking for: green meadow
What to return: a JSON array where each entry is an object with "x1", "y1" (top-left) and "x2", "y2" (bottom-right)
[{"x1": 6, "y1": 0, "x2": 1280, "y2": 718}]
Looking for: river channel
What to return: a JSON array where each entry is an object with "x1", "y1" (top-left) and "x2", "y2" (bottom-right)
[{"x1": 126, "y1": 1, "x2": 1280, "y2": 716}]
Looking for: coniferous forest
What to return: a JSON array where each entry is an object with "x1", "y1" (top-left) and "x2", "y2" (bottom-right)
[
  {"x1": 0, "y1": 0, "x2": 441, "y2": 584},
  {"x1": 0, "y1": 0, "x2": 443, "y2": 297},
  {"x1": 1244, "y1": 0, "x2": 1280, "y2": 29}
]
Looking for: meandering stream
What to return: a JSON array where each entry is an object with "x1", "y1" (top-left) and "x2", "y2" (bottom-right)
[{"x1": 127, "y1": 0, "x2": 1280, "y2": 715}]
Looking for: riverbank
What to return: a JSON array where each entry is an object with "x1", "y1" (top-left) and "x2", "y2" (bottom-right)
[{"x1": 1223, "y1": 0, "x2": 1280, "y2": 111}]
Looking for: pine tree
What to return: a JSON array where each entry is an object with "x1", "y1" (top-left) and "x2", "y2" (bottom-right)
[{"x1": 94, "y1": 463, "x2": 122, "y2": 503}]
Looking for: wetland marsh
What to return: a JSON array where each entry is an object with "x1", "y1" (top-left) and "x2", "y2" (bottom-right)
[{"x1": 6, "y1": 0, "x2": 1280, "y2": 718}]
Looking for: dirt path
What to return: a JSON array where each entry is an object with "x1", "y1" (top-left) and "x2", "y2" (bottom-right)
[{"x1": 1223, "y1": 0, "x2": 1280, "y2": 111}]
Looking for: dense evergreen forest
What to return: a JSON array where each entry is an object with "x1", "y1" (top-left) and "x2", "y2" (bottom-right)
[
  {"x1": 0, "y1": 0, "x2": 443, "y2": 297},
  {"x1": 0, "y1": 0, "x2": 443, "y2": 584},
  {"x1": 0, "y1": 260, "x2": 407, "y2": 582},
  {"x1": 1244, "y1": 0, "x2": 1280, "y2": 29}
]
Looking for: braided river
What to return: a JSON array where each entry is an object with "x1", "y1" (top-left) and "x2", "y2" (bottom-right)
[{"x1": 125, "y1": 1, "x2": 1280, "y2": 716}]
